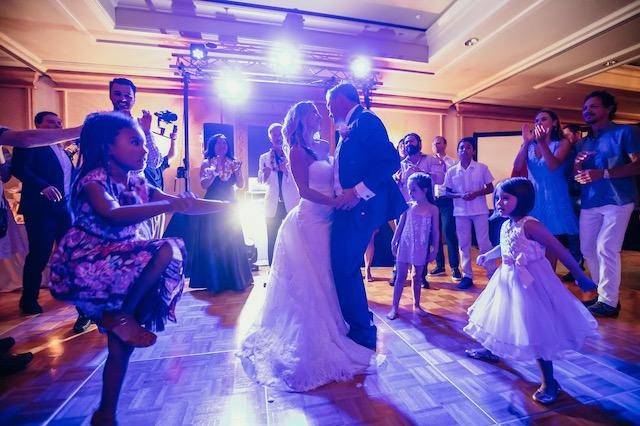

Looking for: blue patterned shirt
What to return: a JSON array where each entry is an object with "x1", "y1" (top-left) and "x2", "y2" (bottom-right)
[{"x1": 577, "y1": 123, "x2": 640, "y2": 209}]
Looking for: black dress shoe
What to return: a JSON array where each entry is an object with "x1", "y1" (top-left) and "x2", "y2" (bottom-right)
[
  {"x1": 456, "y1": 277, "x2": 473, "y2": 290},
  {"x1": 451, "y1": 268, "x2": 463, "y2": 282},
  {"x1": 582, "y1": 297, "x2": 598, "y2": 307},
  {"x1": 0, "y1": 352, "x2": 33, "y2": 375},
  {"x1": 0, "y1": 337, "x2": 16, "y2": 353},
  {"x1": 428, "y1": 266, "x2": 446, "y2": 277},
  {"x1": 589, "y1": 302, "x2": 620, "y2": 318},
  {"x1": 19, "y1": 300, "x2": 43, "y2": 315},
  {"x1": 73, "y1": 315, "x2": 92, "y2": 334},
  {"x1": 421, "y1": 277, "x2": 430, "y2": 289}
]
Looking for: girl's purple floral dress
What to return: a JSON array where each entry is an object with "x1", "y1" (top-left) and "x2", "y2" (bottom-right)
[{"x1": 49, "y1": 168, "x2": 185, "y2": 331}]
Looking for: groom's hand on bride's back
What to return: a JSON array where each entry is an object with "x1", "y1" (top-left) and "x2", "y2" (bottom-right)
[{"x1": 335, "y1": 188, "x2": 360, "y2": 210}]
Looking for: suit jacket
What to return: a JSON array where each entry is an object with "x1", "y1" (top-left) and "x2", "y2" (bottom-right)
[
  {"x1": 258, "y1": 151, "x2": 300, "y2": 217},
  {"x1": 11, "y1": 146, "x2": 72, "y2": 217},
  {"x1": 336, "y1": 105, "x2": 407, "y2": 229}
]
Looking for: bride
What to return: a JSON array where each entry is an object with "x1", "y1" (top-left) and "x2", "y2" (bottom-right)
[{"x1": 237, "y1": 101, "x2": 374, "y2": 392}]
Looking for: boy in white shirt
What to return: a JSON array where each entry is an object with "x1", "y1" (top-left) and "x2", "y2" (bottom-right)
[{"x1": 444, "y1": 137, "x2": 496, "y2": 289}]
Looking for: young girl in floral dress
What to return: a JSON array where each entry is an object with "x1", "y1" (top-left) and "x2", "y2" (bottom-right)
[{"x1": 49, "y1": 112, "x2": 227, "y2": 425}]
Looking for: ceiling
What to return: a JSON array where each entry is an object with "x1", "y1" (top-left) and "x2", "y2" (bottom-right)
[{"x1": 1, "y1": 0, "x2": 639, "y2": 120}]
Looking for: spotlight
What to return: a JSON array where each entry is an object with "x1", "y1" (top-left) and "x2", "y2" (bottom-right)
[
  {"x1": 269, "y1": 42, "x2": 302, "y2": 76},
  {"x1": 190, "y1": 43, "x2": 207, "y2": 60},
  {"x1": 350, "y1": 56, "x2": 372, "y2": 79},
  {"x1": 216, "y1": 70, "x2": 250, "y2": 103}
]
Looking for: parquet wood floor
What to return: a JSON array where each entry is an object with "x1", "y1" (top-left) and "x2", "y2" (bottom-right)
[{"x1": 2, "y1": 251, "x2": 639, "y2": 425}]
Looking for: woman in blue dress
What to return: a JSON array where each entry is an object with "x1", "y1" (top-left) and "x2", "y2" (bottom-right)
[{"x1": 512, "y1": 109, "x2": 579, "y2": 269}]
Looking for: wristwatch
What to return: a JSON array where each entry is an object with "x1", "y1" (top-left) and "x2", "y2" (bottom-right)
[{"x1": 603, "y1": 169, "x2": 610, "y2": 179}]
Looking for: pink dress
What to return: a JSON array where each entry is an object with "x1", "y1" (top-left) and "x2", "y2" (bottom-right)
[
  {"x1": 396, "y1": 203, "x2": 432, "y2": 266},
  {"x1": 464, "y1": 216, "x2": 599, "y2": 361}
]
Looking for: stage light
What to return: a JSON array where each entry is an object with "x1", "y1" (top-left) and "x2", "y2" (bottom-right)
[
  {"x1": 190, "y1": 43, "x2": 207, "y2": 60},
  {"x1": 350, "y1": 56, "x2": 372, "y2": 79},
  {"x1": 216, "y1": 70, "x2": 250, "y2": 103},
  {"x1": 269, "y1": 42, "x2": 302, "y2": 76}
]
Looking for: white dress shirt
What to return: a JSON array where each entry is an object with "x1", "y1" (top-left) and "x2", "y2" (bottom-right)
[
  {"x1": 444, "y1": 160, "x2": 493, "y2": 217},
  {"x1": 399, "y1": 154, "x2": 445, "y2": 201},
  {"x1": 50, "y1": 144, "x2": 72, "y2": 197},
  {"x1": 433, "y1": 154, "x2": 457, "y2": 197}
]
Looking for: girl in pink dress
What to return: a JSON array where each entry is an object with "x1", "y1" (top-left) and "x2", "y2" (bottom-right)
[{"x1": 387, "y1": 173, "x2": 440, "y2": 319}]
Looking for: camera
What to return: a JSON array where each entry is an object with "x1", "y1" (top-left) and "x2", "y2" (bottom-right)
[{"x1": 154, "y1": 110, "x2": 178, "y2": 123}]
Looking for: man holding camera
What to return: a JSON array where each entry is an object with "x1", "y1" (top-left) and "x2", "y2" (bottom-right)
[{"x1": 109, "y1": 77, "x2": 165, "y2": 237}]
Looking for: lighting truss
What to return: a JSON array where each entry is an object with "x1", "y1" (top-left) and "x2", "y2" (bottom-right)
[{"x1": 171, "y1": 46, "x2": 381, "y2": 92}]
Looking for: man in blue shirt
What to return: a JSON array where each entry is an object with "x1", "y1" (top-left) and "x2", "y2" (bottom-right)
[{"x1": 575, "y1": 90, "x2": 640, "y2": 317}]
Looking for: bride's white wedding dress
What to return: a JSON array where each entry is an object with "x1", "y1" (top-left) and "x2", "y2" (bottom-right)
[{"x1": 238, "y1": 156, "x2": 374, "y2": 392}]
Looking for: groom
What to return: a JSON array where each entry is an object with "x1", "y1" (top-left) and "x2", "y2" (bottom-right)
[{"x1": 327, "y1": 83, "x2": 407, "y2": 350}]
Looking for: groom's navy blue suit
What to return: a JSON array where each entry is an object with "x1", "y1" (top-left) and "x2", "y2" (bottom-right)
[{"x1": 331, "y1": 105, "x2": 407, "y2": 350}]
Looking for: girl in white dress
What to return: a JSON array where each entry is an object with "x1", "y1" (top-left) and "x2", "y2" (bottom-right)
[
  {"x1": 387, "y1": 173, "x2": 440, "y2": 319},
  {"x1": 464, "y1": 177, "x2": 598, "y2": 405},
  {"x1": 238, "y1": 101, "x2": 374, "y2": 392}
]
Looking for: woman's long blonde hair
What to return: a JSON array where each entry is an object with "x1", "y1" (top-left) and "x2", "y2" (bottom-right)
[{"x1": 282, "y1": 101, "x2": 318, "y2": 159}]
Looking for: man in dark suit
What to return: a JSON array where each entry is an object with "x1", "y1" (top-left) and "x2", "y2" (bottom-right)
[
  {"x1": 327, "y1": 83, "x2": 407, "y2": 350},
  {"x1": 11, "y1": 112, "x2": 91, "y2": 332}
]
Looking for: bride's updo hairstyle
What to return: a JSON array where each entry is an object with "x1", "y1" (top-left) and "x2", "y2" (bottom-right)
[
  {"x1": 495, "y1": 177, "x2": 535, "y2": 217},
  {"x1": 282, "y1": 101, "x2": 318, "y2": 160}
]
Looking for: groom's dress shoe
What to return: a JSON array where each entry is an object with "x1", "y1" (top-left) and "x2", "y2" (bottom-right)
[
  {"x1": 588, "y1": 302, "x2": 620, "y2": 318},
  {"x1": 347, "y1": 329, "x2": 377, "y2": 351}
]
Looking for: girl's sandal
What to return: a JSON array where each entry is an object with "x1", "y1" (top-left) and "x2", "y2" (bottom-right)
[
  {"x1": 532, "y1": 380, "x2": 561, "y2": 405},
  {"x1": 91, "y1": 410, "x2": 118, "y2": 426},
  {"x1": 101, "y1": 313, "x2": 157, "y2": 348},
  {"x1": 465, "y1": 348, "x2": 500, "y2": 363}
]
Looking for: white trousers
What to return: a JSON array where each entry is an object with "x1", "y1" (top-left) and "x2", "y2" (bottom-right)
[
  {"x1": 580, "y1": 203, "x2": 634, "y2": 307},
  {"x1": 455, "y1": 214, "x2": 496, "y2": 279}
]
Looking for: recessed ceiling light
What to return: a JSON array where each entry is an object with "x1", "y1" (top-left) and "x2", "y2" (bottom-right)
[
  {"x1": 556, "y1": 97, "x2": 563, "y2": 101},
  {"x1": 464, "y1": 37, "x2": 479, "y2": 46},
  {"x1": 603, "y1": 59, "x2": 617, "y2": 67}
]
